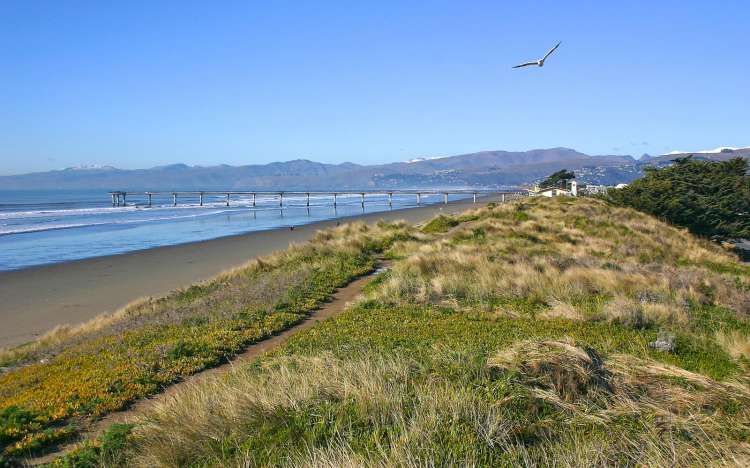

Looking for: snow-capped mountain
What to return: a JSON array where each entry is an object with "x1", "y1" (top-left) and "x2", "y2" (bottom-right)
[{"x1": 665, "y1": 146, "x2": 750, "y2": 155}]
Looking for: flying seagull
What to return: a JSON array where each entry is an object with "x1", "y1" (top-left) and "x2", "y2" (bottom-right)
[{"x1": 513, "y1": 41, "x2": 561, "y2": 68}]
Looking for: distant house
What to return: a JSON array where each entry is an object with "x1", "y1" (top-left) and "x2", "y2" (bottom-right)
[
  {"x1": 583, "y1": 184, "x2": 608, "y2": 195},
  {"x1": 537, "y1": 187, "x2": 572, "y2": 197},
  {"x1": 530, "y1": 180, "x2": 578, "y2": 197},
  {"x1": 615, "y1": 183, "x2": 629, "y2": 189}
]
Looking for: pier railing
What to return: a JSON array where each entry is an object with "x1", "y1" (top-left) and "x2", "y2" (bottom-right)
[{"x1": 108, "y1": 190, "x2": 526, "y2": 208}]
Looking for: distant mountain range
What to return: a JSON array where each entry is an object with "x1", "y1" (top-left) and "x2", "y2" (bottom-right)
[
  {"x1": 640, "y1": 147, "x2": 750, "y2": 165},
  {"x1": 1, "y1": 147, "x2": 747, "y2": 191}
]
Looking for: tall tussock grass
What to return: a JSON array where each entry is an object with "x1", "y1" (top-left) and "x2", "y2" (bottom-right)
[
  {"x1": 118, "y1": 342, "x2": 750, "y2": 467},
  {"x1": 373, "y1": 198, "x2": 750, "y2": 335}
]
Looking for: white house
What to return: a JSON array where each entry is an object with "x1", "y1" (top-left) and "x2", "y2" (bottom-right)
[
  {"x1": 531, "y1": 179, "x2": 577, "y2": 197},
  {"x1": 584, "y1": 184, "x2": 608, "y2": 195},
  {"x1": 537, "y1": 187, "x2": 572, "y2": 197}
]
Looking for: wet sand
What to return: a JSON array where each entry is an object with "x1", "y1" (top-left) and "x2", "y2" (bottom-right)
[{"x1": 0, "y1": 198, "x2": 496, "y2": 348}]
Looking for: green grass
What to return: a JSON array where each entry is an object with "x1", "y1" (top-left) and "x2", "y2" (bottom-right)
[
  {"x1": 0, "y1": 221, "x2": 412, "y2": 460},
  {"x1": 421, "y1": 214, "x2": 460, "y2": 233},
  {"x1": 283, "y1": 302, "x2": 737, "y2": 380},
  {"x1": 111, "y1": 198, "x2": 750, "y2": 467},
  {"x1": 116, "y1": 300, "x2": 749, "y2": 465},
  {"x1": 51, "y1": 424, "x2": 133, "y2": 468},
  {"x1": 7, "y1": 198, "x2": 750, "y2": 466}
]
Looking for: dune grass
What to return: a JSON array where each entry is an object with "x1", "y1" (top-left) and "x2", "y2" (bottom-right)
[
  {"x1": 104, "y1": 322, "x2": 750, "y2": 466},
  {"x1": 14, "y1": 197, "x2": 750, "y2": 466},
  {"x1": 0, "y1": 221, "x2": 416, "y2": 461}
]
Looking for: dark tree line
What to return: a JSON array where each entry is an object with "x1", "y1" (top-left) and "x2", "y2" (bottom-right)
[
  {"x1": 607, "y1": 157, "x2": 750, "y2": 240},
  {"x1": 540, "y1": 169, "x2": 575, "y2": 189}
]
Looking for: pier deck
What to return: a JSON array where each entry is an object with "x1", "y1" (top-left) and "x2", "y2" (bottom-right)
[{"x1": 108, "y1": 190, "x2": 525, "y2": 207}]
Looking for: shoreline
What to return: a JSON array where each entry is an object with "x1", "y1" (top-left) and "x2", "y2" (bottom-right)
[{"x1": 0, "y1": 197, "x2": 496, "y2": 348}]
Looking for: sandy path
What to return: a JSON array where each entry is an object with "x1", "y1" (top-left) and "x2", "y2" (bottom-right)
[{"x1": 27, "y1": 261, "x2": 389, "y2": 466}]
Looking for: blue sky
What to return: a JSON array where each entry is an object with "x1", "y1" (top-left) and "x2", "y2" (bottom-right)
[{"x1": 1, "y1": 1, "x2": 748, "y2": 175}]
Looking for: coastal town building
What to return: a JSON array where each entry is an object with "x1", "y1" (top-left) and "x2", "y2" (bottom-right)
[
  {"x1": 582, "y1": 184, "x2": 608, "y2": 195},
  {"x1": 529, "y1": 180, "x2": 578, "y2": 197}
]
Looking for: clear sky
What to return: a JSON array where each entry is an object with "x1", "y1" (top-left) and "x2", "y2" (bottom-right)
[{"x1": 1, "y1": 1, "x2": 748, "y2": 175}]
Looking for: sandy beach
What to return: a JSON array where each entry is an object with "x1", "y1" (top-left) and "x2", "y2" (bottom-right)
[{"x1": 0, "y1": 197, "x2": 495, "y2": 348}]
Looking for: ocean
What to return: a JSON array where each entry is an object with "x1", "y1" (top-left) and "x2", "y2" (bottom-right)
[{"x1": 0, "y1": 189, "x2": 455, "y2": 271}]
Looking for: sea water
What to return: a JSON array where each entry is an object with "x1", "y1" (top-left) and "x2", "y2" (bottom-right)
[{"x1": 0, "y1": 190, "x2": 455, "y2": 271}]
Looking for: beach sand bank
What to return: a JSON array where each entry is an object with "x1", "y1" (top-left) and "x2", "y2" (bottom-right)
[{"x1": 0, "y1": 197, "x2": 498, "y2": 348}]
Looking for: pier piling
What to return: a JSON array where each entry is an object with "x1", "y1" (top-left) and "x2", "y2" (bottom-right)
[{"x1": 107, "y1": 190, "x2": 525, "y2": 211}]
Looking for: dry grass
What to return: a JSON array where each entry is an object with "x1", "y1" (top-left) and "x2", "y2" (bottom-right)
[
  {"x1": 123, "y1": 342, "x2": 750, "y2": 467},
  {"x1": 0, "y1": 219, "x2": 419, "y2": 461},
  {"x1": 128, "y1": 353, "x2": 415, "y2": 467},
  {"x1": 538, "y1": 301, "x2": 583, "y2": 321},
  {"x1": 115, "y1": 199, "x2": 750, "y2": 467},
  {"x1": 489, "y1": 337, "x2": 750, "y2": 408},
  {"x1": 126, "y1": 351, "x2": 516, "y2": 467},
  {"x1": 35, "y1": 198, "x2": 750, "y2": 466},
  {"x1": 371, "y1": 198, "x2": 750, "y2": 330},
  {"x1": 488, "y1": 338, "x2": 750, "y2": 465},
  {"x1": 715, "y1": 330, "x2": 750, "y2": 361}
]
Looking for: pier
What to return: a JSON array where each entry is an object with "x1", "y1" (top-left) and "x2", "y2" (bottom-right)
[{"x1": 108, "y1": 190, "x2": 525, "y2": 207}]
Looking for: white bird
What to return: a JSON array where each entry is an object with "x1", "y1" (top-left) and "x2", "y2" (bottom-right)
[{"x1": 513, "y1": 41, "x2": 561, "y2": 68}]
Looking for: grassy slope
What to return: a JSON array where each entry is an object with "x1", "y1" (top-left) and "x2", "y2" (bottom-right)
[
  {"x1": 0, "y1": 222, "x2": 416, "y2": 461},
  {"x1": 21, "y1": 198, "x2": 750, "y2": 466}
]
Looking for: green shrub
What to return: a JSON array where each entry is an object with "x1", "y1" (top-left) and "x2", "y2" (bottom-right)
[
  {"x1": 0, "y1": 406, "x2": 39, "y2": 445},
  {"x1": 51, "y1": 424, "x2": 133, "y2": 468},
  {"x1": 422, "y1": 215, "x2": 460, "y2": 233},
  {"x1": 608, "y1": 157, "x2": 750, "y2": 240}
]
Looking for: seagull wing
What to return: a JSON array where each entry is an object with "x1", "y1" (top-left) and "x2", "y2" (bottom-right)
[
  {"x1": 542, "y1": 41, "x2": 561, "y2": 61},
  {"x1": 513, "y1": 61, "x2": 538, "y2": 68}
]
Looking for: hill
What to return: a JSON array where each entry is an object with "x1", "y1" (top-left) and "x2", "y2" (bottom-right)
[
  {"x1": 0, "y1": 148, "x2": 638, "y2": 190},
  {"x1": 640, "y1": 147, "x2": 750, "y2": 166},
  {"x1": 2, "y1": 197, "x2": 749, "y2": 465}
]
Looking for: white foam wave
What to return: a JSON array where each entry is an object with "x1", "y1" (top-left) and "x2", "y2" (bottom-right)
[
  {"x1": 0, "y1": 206, "x2": 139, "y2": 220},
  {"x1": 0, "y1": 209, "x2": 232, "y2": 236},
  {"x1": 0, "y1": 195, "x2": 363, "y2": 220}
]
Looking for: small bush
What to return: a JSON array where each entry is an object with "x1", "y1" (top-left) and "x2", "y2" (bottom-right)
[
  {"x1": 167, "y1": 340, "x2": 210, "y2": 360},
  {"x1": 489, "y1": 339, "x2": 613, "y2": 403},
  {"x1": 422, "y1": 215, "x2": 460, "y2": 234},
  {"x1": 0, "y1": 406, "x2": 39, "y2": 444},
  {"x1": 513, "y1": 211, "x2": 530, "y2": 222},
  {"x1": 52, "y1": 423, "x2": 133, "y2": 468}
]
